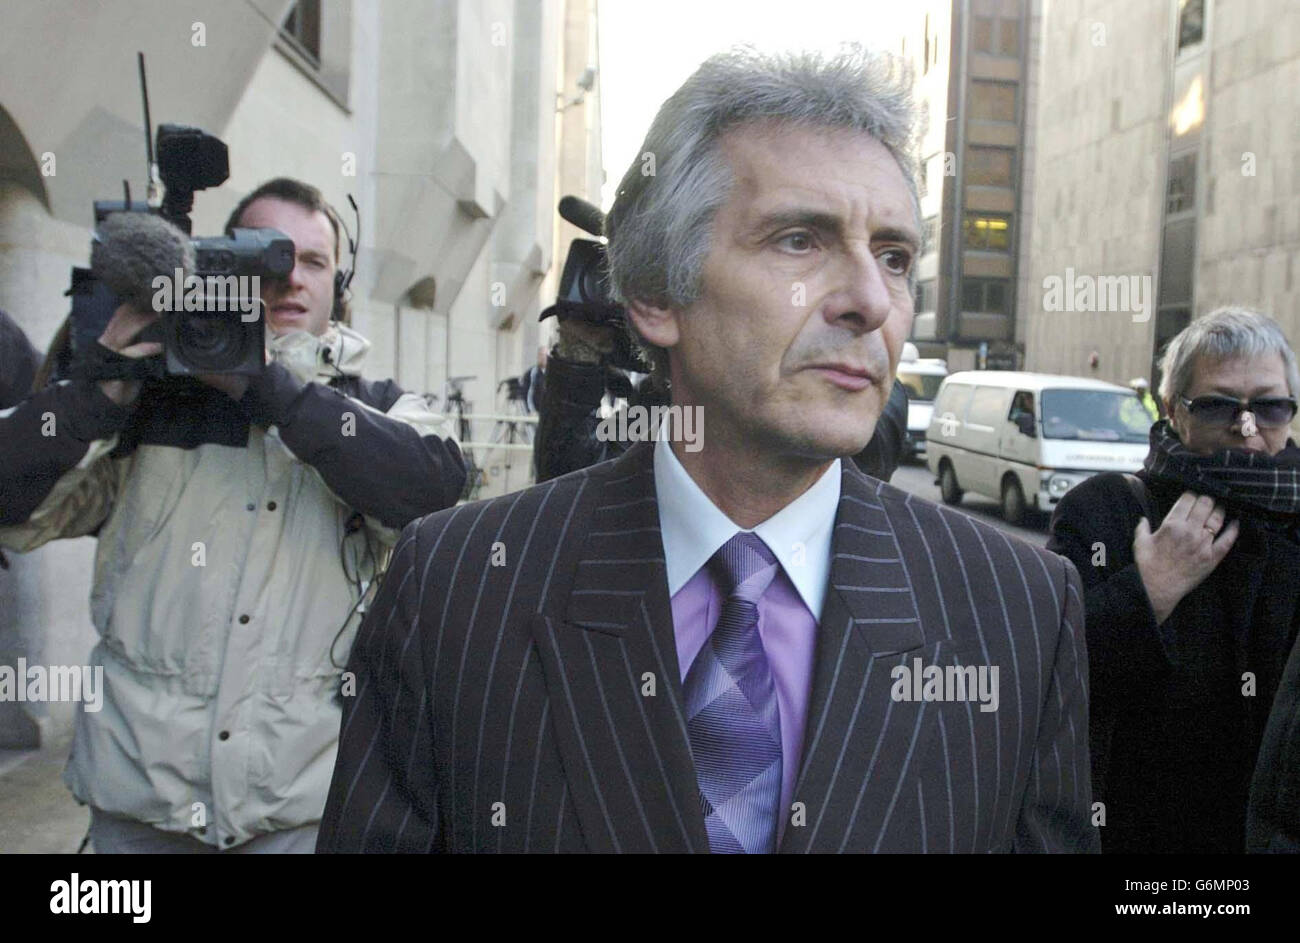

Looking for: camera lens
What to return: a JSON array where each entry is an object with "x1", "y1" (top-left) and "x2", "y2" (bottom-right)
[
  {"x1": 579, "y1": 266, "x2": 603, "y2": 304},
  {"x1": 173, "y1": 309, "x2": 250, "y2": 373}
]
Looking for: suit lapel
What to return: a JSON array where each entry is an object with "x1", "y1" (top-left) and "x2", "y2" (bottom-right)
[
  {"x1": 529, "y1": 442, "x2": 708, "y2": 853},
  {"x1": 780, "y1": 466, "x2": 947, "y2": 853}
]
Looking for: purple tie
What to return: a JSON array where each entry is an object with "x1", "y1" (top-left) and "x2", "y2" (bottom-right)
[{"x1": 683, "y1": 532, "x2": 783, "y2": 854}]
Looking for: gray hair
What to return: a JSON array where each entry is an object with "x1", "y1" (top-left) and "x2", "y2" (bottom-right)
[
  {"x1": 604, "y1": 44, "x2": 920, "y2": 382},
  {"x1": 1157, "y1": 305, "x2": 1300, "y2": 403}
]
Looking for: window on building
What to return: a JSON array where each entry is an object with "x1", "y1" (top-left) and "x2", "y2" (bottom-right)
[
  {"x1": 924, "y1": 14, "x2": 931, "y2": 74},
  {"x1": 281, "y1": 0, "x2": 322, "y2": 65},
  {"x1": 1178, "y1": 0, "x2": 1205, "y2": 51},
  {"x1": 1158, "y1": 217, "x2": 1196, "y2": 307},
  {"x1": 973, "y1": 15, "x2": 1020, "y2": 56},
  {"x1": 921, "y1": 13, "x2": 941, "y2": 72},
  {"x1": 916, "y1": 278, "x2": 937, "y2": 311},
  {"x1": 1000, "y1": 18, "x2": 1019, "y2": 56},
  {"x1": 985, "y1": 279, "x2": 1007, "y2": 313},
  {"x1": 923, "y1": 216, "x2": 938, "y2": 252},
  {"x1": 965, "y1": 146, "x2": 1015, "y2": 187},
  {"x1": 962, "y1": 213, "x2": 1012, "y2": 251},
  {"x1": 1166, "y1": 151, "x2": 1197, "y2": 215},
  {"x1": 969, "y1": 81, "x2": 1016, "y2": 122},
  {"x1": 961, "y1": 277, "x2": 1011, "y2": 314}
]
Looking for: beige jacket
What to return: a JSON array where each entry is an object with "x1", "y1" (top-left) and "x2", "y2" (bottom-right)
[{"x1": 0, "y1": 325, "x2": 460, "y2": 847}]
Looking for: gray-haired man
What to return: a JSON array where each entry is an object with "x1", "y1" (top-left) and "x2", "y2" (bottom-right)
[{"x1": 320, "y1": 46, "x2": 1097, "y2": 854}]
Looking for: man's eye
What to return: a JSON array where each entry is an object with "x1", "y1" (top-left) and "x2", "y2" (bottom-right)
[
  {"x1": 776, "y1": 231, "x2": 815, "y2": 252},
  {"x1": 879, "y1": 248, "x2": 912, "y2": 275}
]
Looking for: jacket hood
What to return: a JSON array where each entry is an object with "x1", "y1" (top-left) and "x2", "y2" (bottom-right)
[{"x1": 268, "y1": 323, "x2": 371, "y2": 385}]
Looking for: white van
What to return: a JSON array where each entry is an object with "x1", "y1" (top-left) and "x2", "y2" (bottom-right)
[
  {"x1": 896, "y1": 343, "x2": 948, "y2": 460},
  {"x1": 925, "y1": 371, "x2": 1151, "y2": 524}
]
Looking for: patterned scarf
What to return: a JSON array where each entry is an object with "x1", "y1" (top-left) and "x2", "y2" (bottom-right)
[{"x1": 1143, "y1": 419, "x2": 1300, "y2": 517}]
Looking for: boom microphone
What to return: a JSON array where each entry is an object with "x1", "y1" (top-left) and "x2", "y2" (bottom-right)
[
  {"x1": 557, "y1": 195, "x2": 606, "y2": 238},
  {"x1": 90, "y1": 212, "x2": 194, "y2": 311}
]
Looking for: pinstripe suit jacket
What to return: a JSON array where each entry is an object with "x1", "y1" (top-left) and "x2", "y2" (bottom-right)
[{"x1": 318, "y1": 441, "x2": 1099, "y2": 853}]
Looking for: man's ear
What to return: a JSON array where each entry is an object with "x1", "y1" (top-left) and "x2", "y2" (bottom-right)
[
  {"x1": 1164, "y1": 397, "x2": 1182, "y2": 434},
  {"x1": 625, "y1": 299, "x2": 681, "y2": 350}
]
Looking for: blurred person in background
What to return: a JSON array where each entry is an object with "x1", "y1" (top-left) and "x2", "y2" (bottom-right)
[
  {"x1": 520, "y1": 343, "x2": 547, "y2": 414},
  {"x1": 1129, "y1": 376, "x2": 1162, "y2": 422},
  {"x1": 535, "y1": 316, "x2": 910, "y2": 482}
]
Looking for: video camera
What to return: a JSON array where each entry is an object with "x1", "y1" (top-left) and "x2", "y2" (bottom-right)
[
  {"x1": 60, "y1": 56, "x2": 295, "y2": 382},
  {"x1": 539, "y1": 195, "x2": 648, "y2": 374}
]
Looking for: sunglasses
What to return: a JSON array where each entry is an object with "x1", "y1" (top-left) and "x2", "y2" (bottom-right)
[{"x1": 1177, "y1": 394, "x2": 1298, "y2": 428}]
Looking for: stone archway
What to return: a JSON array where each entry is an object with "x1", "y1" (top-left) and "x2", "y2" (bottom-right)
[{"x1": 0, "y1": 103, "x2": 49, "y2": 212}]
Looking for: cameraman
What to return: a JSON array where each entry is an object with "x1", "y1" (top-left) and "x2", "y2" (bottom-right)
[
  {"x1": 536, "y1": 318, "x2": 909, "y2": 482},
  {"x1": 0, "y1": 178, "x2": 465, "y2": 853}
]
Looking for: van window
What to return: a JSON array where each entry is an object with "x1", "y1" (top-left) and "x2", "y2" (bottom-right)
[
  {"x1": 935, "y1": 382, "x2": 974, "y2": 418},
  {"x1": 899, "y1": 370, "x2": 946, "y2": 401},
  {"x1": 1009, "y1": 390, "x2": 1035, "y2": 419},
  {"x1": 966, "y1": 386, "x2": 1007, "y2": 426},
  {"x1": 1041, "y1": 389, "x2": 1151, "y2": 442}
]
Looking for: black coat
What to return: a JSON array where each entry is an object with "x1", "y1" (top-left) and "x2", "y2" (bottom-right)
[
  {"x1": 0, "y1": 309, "x2": 41, "y2": 409},
  {"x1": 1249, "y1": 593, "x2": 1300, "y2": 851},
  {"x1": 1048, "y1": 471, "x2": 1300, "y2": 853},
  {"x1": 320, "y1": 441, "x2": 1096, "y2": 853}
]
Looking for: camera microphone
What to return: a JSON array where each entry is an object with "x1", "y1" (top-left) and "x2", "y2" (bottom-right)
[
  {"x1": 557, "y1": 196, "x2": 606, "y2": 238},
  {"x1": 90, "y1": 212, "x2": 195, "y2": 312}
]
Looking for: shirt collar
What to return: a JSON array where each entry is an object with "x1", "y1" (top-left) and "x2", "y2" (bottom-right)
[{"x1": 653, "y1": 433, "x2": 840, "y2": 620}]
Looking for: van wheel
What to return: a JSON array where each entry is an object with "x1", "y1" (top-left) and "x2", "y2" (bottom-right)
[
  {"x1": 1001, "y1": 476, "x2": 1027, "y2": 526},
  {"x1": 939, "y1": 463, "x2": 963, "y2": 505}
]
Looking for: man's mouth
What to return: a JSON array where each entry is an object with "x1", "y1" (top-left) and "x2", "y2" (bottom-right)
[
  {"x1": 271, "y1": 302, "x2": 308, "y2": 318},
  {"x1": 803, "y1": 362, "x2": 876, "y2": 392}
]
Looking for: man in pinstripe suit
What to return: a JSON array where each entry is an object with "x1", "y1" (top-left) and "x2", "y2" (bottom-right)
[{"x1": 318, "y1": 45, "x2": 1098, "y2": 854}]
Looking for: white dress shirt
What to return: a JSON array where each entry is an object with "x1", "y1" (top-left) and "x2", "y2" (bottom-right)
[{"x1": 654, "y1": 433, "x2": 840, "y2": 618}]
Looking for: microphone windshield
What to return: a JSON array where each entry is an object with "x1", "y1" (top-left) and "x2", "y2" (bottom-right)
[
  {"x1": 557, "y1": 196, "x2": 606, "y2": 238},
  {"x1": 90, "y1": 212, "x2": 195, "y2": 310}
]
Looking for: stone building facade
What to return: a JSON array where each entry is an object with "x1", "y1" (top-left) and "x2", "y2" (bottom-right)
[
  {"x1": 0, "y1": 0, "x2": 602, "y2": 748},
  {"x1": 1024, "y1": 0, "x2": 1300, "y2": 388}
]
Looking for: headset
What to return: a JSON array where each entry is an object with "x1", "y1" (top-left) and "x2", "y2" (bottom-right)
[
  {"x1": 322, "y1": 193, "x2": 385, "y2": 671},
  {"x1": 331, "y1": 194, "x2": 360, "y2": 321}
]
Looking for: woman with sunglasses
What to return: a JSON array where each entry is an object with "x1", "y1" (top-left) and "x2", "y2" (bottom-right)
[{"x1": 1048, "y1": 306, "x2": 1300, "y2": 853}]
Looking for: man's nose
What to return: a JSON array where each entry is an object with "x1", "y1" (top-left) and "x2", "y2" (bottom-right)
[
  {"x1": 822, "y1": 247, "x2": 894, "y2": 335},
  {"x1": 286, "y1": 261, "x2": 308, "y2": 290},
  {"x1": 266, "y1": 265, "x2": 303, "y2": 299}
]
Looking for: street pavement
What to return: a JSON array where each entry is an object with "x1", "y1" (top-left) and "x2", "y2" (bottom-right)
[
  {"x1": 888, "y1": 459, "x2": 1050, "y2": 547},
  {"x1": 0, "y1": 724, "x2": 89, "y2": 853}
]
